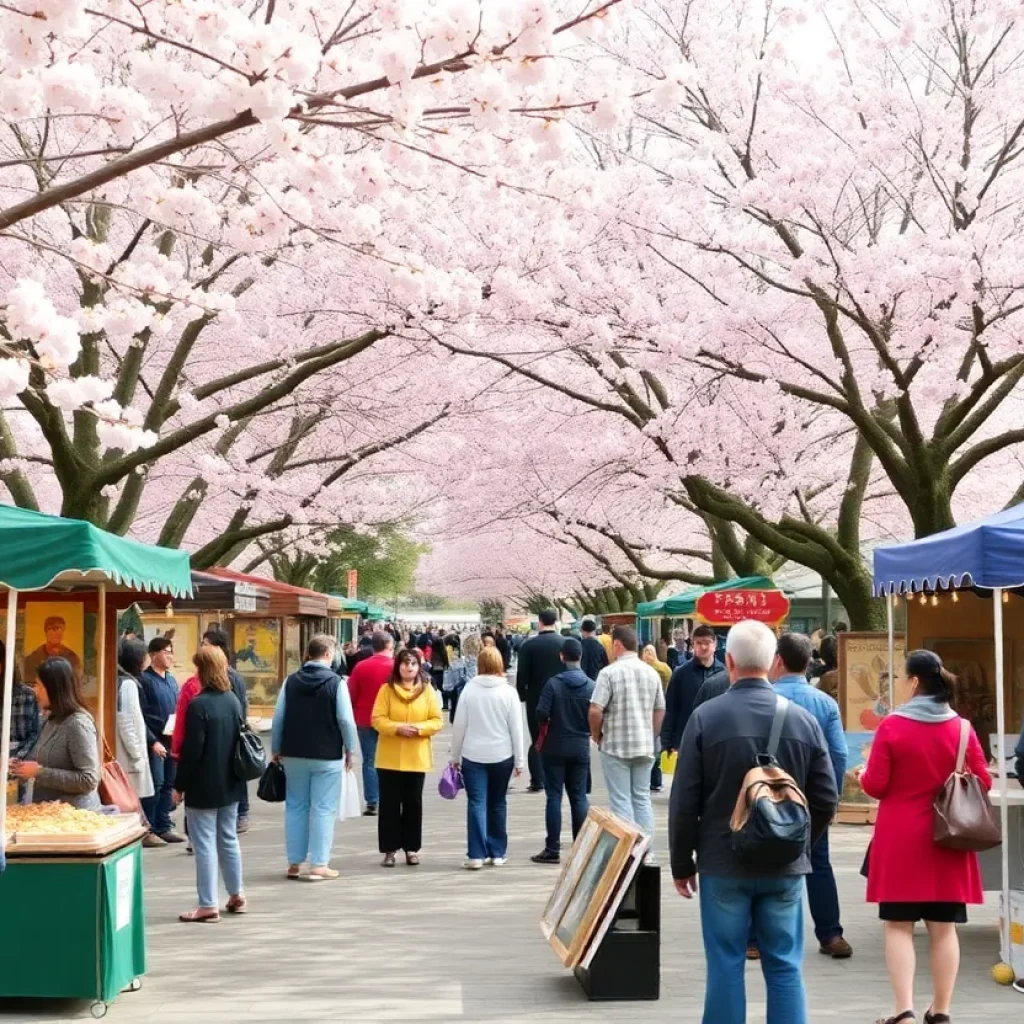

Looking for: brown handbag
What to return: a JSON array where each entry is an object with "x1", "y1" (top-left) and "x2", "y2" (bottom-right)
[
  {"x1": 933, "y1": 719, "x2": 1001, "y2": 852},
  {"x1": 99, "y1": 738, "x2": 145, "y2": 819}
]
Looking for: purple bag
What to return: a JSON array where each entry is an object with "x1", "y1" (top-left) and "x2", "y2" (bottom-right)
[{"x1": 438, "y1": 762, "x2": 464, "y2": 800}]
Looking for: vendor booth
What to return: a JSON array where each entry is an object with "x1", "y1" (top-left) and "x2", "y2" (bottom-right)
[
  {"x1": 0, "y1": 505, "x2": 192, "y2": 1017},
  {"x1": 874, "y1": 504, "x2": 1024, "y2": 979},
  {"x1": 636, "y1": 576, "x2": 779, "y2": 645},
  {"x1": 136, "y1": 570, "x2": 271, "y2": 682},
  {"x1": 201, "y1": 568, "x2": 337, "y2": 715}
]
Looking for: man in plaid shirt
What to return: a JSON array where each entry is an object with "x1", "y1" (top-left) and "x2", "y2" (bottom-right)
[{"x1": 589, "y1": 625, "x2": 665, "y2": 846}]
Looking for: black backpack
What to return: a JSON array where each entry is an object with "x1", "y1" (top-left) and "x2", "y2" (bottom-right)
[{"x1": 729, "y1": 696, "x2": 811, "y2": 868}]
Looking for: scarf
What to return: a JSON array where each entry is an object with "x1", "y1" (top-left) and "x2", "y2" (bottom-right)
[{"x1": 890, "y1": 695, "x2": 958, "y2": 723}]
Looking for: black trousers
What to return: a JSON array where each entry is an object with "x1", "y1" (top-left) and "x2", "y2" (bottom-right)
[
  {"x1": 377, "y1": 769, "x2": 424, "y2": 854},
  {"x1": 526, "y1": 702, "x2": 545, "y2": 789}
]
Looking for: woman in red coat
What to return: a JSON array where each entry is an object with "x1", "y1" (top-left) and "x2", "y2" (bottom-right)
[{"x1": 860, "y1": 650, "x2": 992, "y2": 1024}]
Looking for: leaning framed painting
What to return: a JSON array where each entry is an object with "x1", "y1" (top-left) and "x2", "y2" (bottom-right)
[{"x1": 543, "y1": 808, "x2": 642, "y2": 967}]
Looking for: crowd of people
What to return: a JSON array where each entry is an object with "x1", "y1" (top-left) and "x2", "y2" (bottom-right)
[{"x1": 4, "y1": 608, "x2": 1023, "y2": 1024}]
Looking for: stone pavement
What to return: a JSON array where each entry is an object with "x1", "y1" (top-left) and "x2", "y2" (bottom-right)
[{"x1": 2, "y1": 731, "x2": 1020, "y2": 1023}]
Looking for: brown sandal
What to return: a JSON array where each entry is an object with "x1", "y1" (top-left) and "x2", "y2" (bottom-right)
[
  {"x1": 225, "y1": 895, "x2": 247, "y2": 914},
  {"x1": 405, "y1": 853, "x2": 420, "y2": 866},
  {"x1": 179, "y1": 908, "x2": 220, "y2": 923}
]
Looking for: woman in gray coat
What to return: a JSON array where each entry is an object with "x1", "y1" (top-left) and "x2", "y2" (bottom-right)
[{"x1": 10, "y1": 657, "x2": 102, "y2": 810}]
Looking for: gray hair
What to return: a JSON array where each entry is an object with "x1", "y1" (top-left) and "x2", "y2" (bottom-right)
[{"x1": 725, "y1": 620, "x2": 777, "y2": 673}]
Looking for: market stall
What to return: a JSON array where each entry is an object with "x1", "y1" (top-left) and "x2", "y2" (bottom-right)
[
  {"x1": 635, "y1": 576, "x2": 780, "y2": 646},
  {"x1": 0, "y1": 505, "x2": 192, "y2": 1016},
  {"x1": 136, "y1": 570, "x2": 271, "y2": 678},
  {"x1": 874, "y1": 505, "x2": 1024, "y2": 980},
  {"x1": 201, "y1": 567, "x2": 334, "y2": 715}
]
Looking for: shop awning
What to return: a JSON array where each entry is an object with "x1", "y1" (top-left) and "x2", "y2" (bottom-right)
[
  {"x1": 0, "y1": 504, "x2": 191, "y2": 596},
  {"x1": 330, "y1": 595, "x2": 368, "y2": 614},
  {"x1": 636, "y1": 576, "x2": 777, "y2": 618},
  {"x1": 873, "y1": 503, "x2": 1024, "y2": 595},
  {"x1": 205, "y1": 567, "x2": 329, "y2": 617},
  {"x1": 364, "y1": 604, "x2": 391, "y2": 620}
]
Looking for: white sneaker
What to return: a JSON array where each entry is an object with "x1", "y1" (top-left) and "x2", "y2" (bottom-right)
[
  {"x1": 490, "y1": 857, "x2": 508, "y2": 867},
  {"x1": 464, "y1": 859, "x2": 484, "y2": 870},
  {"x1": 483, "y1": 857, "x2": 493, "y2": 865}
]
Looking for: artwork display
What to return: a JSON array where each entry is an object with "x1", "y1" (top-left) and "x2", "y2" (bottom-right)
[
  {"x1": 838, "y1": 632, "x2": 910, "y2": 731},
  {"x1": 840, "y1": 732, "x2": 877, "y2": 806},
  {"x1": 925, "y1": 638, "x2": 1013, "y2": 750},
  {"x1": 141, "y1": 615, "x2": 200, "y2": 675},
  {"x1": 542, "y1": 808, "x2": 646, "y2": 967},
  {"x1": 23, "y1": 602, "x2": 84, "y2": 683},
  {"x1": 233, "y1": 618, "x2": 282, "y2": 705}
]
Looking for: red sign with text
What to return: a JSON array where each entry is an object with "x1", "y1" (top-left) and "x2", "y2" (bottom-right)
[
  {"x1": 695, "y1": 589, "x2": 790, "y2": 626},
  {"x1": 347, "y1": 570, "x2": 358, "y2": 599}
]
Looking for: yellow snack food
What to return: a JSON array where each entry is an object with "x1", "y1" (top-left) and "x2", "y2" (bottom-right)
[{"x1": 5, "y1": 802, "x2": 113, "y2": 834}]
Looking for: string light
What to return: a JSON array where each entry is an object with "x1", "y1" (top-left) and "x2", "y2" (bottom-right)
[
  {"x1": 919, "y1": 592, "x2": 927, "y2": 605},
  {"x1": 931, "y1": 594, "x2": 939, "y2": 606},
  {"x1": 1003, "y1": 591, "x2": 1010, "y2": 604},
  {"x1": 951, "y1": 591, "x2": 959, "y2": 603}
]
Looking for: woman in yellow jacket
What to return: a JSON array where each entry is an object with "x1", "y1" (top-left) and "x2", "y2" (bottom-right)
[{"x1": 371, "y1": 648, "x2": 443, "y2": 867}]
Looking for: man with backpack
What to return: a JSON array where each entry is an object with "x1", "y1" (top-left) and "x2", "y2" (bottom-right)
[{"x1": 669, "y1": 620, "x2": 838, "y2": 1024}]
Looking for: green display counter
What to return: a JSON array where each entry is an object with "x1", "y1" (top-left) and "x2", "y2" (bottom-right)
[{"x1": 0, "y1": 841, "x2": 146, "y2": 1017}]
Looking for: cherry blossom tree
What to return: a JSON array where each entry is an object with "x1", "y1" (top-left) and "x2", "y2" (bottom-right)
[{"x1": 0, "y1": 0, "x2": 628, "y2": 559}]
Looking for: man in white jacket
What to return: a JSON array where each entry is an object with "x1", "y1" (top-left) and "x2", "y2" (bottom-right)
[{"x1": 450, "y1": 647, "x2": 526, "y2": 869}]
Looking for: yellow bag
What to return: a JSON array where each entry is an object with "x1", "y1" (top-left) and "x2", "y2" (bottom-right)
[{"x1": 661, "y1": 750, "x2": 678, "y2": 776}]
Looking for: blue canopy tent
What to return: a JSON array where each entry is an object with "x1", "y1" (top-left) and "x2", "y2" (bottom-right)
[{"x1": 874, "y1": 506, "x2": 1023, "y2": 974}]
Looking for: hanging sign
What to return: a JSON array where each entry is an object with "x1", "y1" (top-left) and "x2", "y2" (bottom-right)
[
  {"x1": 347, "y1": 570, "x2": 358, "y2": 599},
  {"x1": 695, "y1": 589, "x2": 790, "y2": 626}
]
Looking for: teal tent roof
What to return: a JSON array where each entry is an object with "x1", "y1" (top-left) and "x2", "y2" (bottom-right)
[
  {"x1": 330, "y1": 596, "x2": 368, "y2": 614},
  {"x1": 636, "y1": 576, "x2": 777, "y2": 618},
  {"x1": 0, "y1": 505, "x2": 192, "y2": 597},
  {"x1": 365, "y1": 604, "x2": 390, "y2": 620}
]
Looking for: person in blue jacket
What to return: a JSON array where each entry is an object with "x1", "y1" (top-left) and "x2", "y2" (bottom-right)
[
  {"x1": 772, "y1": 632, "x2": 852, "y2": 959},
  {"x1": 530, "y1": 638, "x2": 594, "y2": 865}
]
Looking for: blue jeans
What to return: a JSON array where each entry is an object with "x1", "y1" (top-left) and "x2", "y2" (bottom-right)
[
  {"x1": 806, "y1": 829, "x2": 842, "y2": 942},
  {"x1": 142, "y1": 740, "x2": 176, "y2": 835},
  {"x1": 650, "y1": 736, "x2": 663, "y2": 789},
  {"x1": 600, "y1": 751, "x2": 655, "y2": 837},
  {"x1": 186, "y1": 804, "x2": 243, "y2": 909},
  {"x1": 699, "y1": 874, "x2": 807, "y2": 1024},
  {"x1": 541, "y1": 753, "x2": 589, "y2": 854},
  {"x1": 358, "y1": 727, "x2": 380, "y2": 807},
  {"x1": 462, "y1": 756, "x2": 515, "y2": 860},
  {"x1": 283, "y1": 758, "x2": 343, "y2": 866}
]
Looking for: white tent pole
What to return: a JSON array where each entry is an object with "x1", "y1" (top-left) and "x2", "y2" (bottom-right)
[
  {"x1": 1, "y1": 588, "x2": 20, "y2": 855},
  {"x1": 886, "y1": 595, "x2": 895, "y2": 709},
  {"x1": 96, "y1": 584, "x2": 106, "y2": 753},
  {"x1": 993, "y1": 589, "x2": 1011, "y2": 967}
]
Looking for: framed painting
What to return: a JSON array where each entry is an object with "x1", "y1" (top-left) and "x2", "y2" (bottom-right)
[
  {"x1": 141, "y1": 614, "x2": 200, "y2": 676},
  {"x1": 23, "y1": 601, "x2": 85, "y2": 684},
  {"x1": 545, "y1": 808, "x2": 643, "y2": 967},
  {"x1": 925, "y1": 637, "x2": 1012, "y2": 751},
  {"x1": 838, "y1": 632, "x2": 910, "y2": 731},
  {"x1": 541, "y1": 816, "x2": 599, "y2": 942}
]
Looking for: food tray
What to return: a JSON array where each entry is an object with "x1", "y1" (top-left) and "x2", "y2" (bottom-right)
[{"x1": 4, "y1": 813, "x2": 146, "y2": 857}]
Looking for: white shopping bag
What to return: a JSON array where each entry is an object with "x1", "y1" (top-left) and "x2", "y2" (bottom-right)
[{"x1": 338, "y1": 766, "x2": 363, "y2": 821}]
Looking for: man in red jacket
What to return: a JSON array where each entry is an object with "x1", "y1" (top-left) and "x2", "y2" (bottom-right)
[{"x1": 347, "y1": 632, "x2": 395, "y2": 816}]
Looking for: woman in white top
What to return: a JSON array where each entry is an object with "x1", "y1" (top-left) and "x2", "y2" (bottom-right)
[
  {"x1": 450, "y1": 646, "x2": 525, "y2": 869},
  {"x1": 116, "y1": 639, "x2": 155, "y2": 801}
]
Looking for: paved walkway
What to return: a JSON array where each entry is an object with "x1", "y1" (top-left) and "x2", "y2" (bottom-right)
[{"x1": 2, "y1": 732, "x2": 1020, "y2": 1022}]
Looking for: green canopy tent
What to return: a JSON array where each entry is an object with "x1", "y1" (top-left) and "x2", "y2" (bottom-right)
[
  {"x1": 1, "y1": 505, "x2": 191, "y2": 859},
  {"x1": 636, "y1": 575, "x2": 777, "y2": 620}
]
